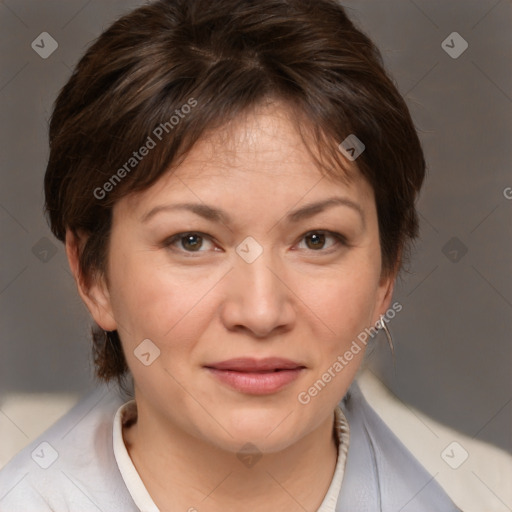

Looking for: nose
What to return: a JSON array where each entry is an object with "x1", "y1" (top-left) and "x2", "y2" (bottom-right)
[{"x1": 219, "y1": 249, "x2": 296, "y2": 338}]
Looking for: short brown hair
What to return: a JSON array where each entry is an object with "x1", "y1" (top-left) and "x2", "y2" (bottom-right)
[{"x1": 44, "y1": 0, "x2": 426, "y2": 387}]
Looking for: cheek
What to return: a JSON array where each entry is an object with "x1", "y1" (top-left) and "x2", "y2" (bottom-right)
[
  {"x1": 298, "y1": 261, "x2": 380, "y2": 341},
  {"x1": 293, "y1": 264, "x2": 380, "y2": 401},
  {"x1": 107, "y1": 250, "x2": 218, "y2": 349}
]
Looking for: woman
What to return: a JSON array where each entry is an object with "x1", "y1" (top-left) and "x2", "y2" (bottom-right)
[{"x1": 0, "y1": 0, "x2": 461, "y2": 510}]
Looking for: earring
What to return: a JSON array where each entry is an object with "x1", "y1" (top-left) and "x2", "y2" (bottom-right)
[{"x1": 379, "y1": 315, "x2": 395, "y2": 357}]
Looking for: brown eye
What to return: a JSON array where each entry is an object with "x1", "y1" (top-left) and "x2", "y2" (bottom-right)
[
  {"x1": 296, "y1": 231, "x2": 347, "y2": 253},
  {"x1": 181, "y1": 233, "x2": 203, "y2": 251},
  {"x1": 305, "y1": 232, "x2": 326, "y2": 250},
  {"x1": 163, "y1": 232, "x2": 216, "y2": 253}
]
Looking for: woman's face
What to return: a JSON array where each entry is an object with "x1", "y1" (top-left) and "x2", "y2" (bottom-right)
[{"x1": 83, "y1": 102, "x2": 394, "y2": 453}]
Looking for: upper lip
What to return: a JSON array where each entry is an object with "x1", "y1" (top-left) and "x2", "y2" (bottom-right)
[{"x1": 205, "y1": 357, "x2": 306, "y2": 372}]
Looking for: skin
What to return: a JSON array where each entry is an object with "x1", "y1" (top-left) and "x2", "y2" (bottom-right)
[{"x1": 67, "y1": 101, "x2": 396, "y2": 512}]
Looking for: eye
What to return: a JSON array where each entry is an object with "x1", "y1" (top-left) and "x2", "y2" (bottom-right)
[
  {"x1": 162, "y1": 230, "x2": 347, "y2": 255},
  {"x1": 296, "y1": 231, "x2": 347, "y2": 252},
  {"x1": 163, "y1": 232, "x2": 217, "y2": 253}
]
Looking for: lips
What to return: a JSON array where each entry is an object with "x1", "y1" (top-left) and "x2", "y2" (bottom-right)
[
  {"x1": 204, "y1": 357, "x2": 306, "y2": 395},
  {"x1": 204, "y1": 357, "x2": 305, "y2": 372}
]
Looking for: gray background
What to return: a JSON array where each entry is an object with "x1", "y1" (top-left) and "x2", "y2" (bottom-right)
[{"x1": 0, "y1": 0, "x2": 510, "y2": 459}]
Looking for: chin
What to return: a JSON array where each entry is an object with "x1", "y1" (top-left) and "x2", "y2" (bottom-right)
[{"x1": 201, "y1": 408, "x2": 302, "y2": 453}]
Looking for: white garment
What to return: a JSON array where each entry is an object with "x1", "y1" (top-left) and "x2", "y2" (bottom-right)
[
  {"x1": 112, "y1": 400, "x2": 350, "y2": 512},
  {"x1": 0, "y1": 380, "x2": 461, "y2": 511}
]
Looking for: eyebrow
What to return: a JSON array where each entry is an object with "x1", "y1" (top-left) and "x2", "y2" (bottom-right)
[{"x1": 140, "y1": 196, "x2": 365, "y2": 227}]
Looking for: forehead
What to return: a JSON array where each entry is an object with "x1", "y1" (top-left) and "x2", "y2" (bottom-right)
[
  {"x1": 168, "y1": 102, "x2": 323, "y2": 185},
  {"x1": 120, "y1": 102, "x2": 374, "y2": 214}
]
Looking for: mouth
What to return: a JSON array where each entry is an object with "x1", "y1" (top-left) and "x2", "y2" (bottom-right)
[{"x1": 204, "y1": 357, "x2": 306, "y2": 395}]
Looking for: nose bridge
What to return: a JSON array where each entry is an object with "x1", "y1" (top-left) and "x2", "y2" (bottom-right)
[
  {"x1": 236, "y1": 243, "x2": 282, "y2": 306},
  {"x1": 221, "y1": 239, "x2": 294, "y2": 336}
]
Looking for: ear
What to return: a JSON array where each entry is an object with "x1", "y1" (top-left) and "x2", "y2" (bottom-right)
[
  {"x1": 371, "y1": 257, "x2": 400, "y2": 326},
  {"x1": 65, "y1": 229, "x2": 117, "y2": 332},
  {"x1": 372, "y1": 273, "x2": 395, "y2": 323}
]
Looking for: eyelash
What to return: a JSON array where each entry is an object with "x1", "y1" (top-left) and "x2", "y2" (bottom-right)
[{"x1": 162, "y1": 230, "x2": 348, "y2": 256}]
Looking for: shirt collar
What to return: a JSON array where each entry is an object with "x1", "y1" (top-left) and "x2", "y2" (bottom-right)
[{"x1": 112, "y1": 401, "x2": 350, "y2": 512}]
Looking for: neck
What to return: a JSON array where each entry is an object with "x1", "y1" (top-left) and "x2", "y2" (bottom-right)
[{"x1": 123, "y1": 400, "x2": 339, "y2": 512}]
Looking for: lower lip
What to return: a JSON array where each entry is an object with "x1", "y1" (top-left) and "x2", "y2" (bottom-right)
[{"x1": 206, "y1": 368, "x2": 304, "y2": 395}]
